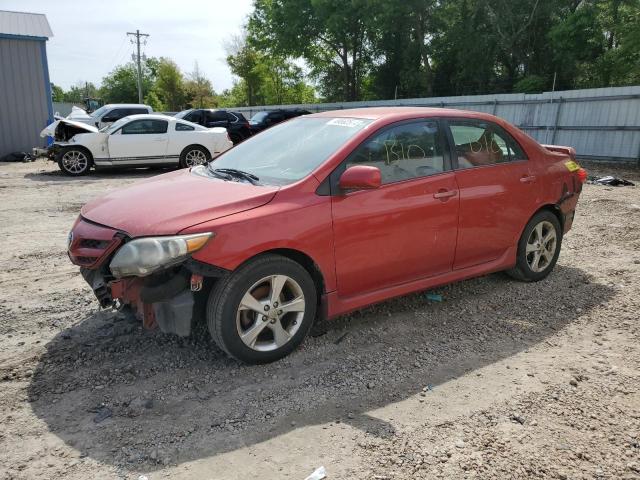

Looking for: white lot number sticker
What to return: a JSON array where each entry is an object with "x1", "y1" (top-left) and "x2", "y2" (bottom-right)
[{"x1": 327, "y1": 118, "x2": 366, "y2": 128}]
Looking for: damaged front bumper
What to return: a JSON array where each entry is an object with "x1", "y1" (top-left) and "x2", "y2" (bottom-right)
[{"x1": 70, "y1": 216, "x2": 228, "y2": 337}]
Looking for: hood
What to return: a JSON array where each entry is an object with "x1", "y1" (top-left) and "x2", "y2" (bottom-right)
[
  {"x1": 66, "y1": 106, "x2": 93, "y2": 121},
  {"x1": 40, "y1": 118, "x2": 99, "y2": 138},
  {"x1": 81, "y1": 168, "x2": 279, "y2": 236}
]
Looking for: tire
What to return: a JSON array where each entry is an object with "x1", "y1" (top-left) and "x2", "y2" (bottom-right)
[
  {"x1": 229, "y1": 132, "x2": 242, "y2": 145},
  {"x1": 179, "y1": 145, "x2": 210, "y2": 168},
  {"x1": 56, "y1": 147, "x2": 92, "y2": 176},
  {"x1": 507, "y1": 210, "x2": 562, "y2": 282},
  {"x1": 207, "y1": 254, "x2": 317, "y2": 364}
]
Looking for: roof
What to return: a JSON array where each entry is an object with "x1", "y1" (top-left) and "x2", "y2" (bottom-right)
[
  {"x1": 0, "y1": 10, "x2": 53, "y2": 38},
  {"x1": 310, "y1": 106, "x2": 497, "y2": 121},
  {"x1": 103, "y1": 103, "x2": 151, "y2": 109},
  {"x1": 127, "y1": 114, "x2": 179, "y2": 121}
]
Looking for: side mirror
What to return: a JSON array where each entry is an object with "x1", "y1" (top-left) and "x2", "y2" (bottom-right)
[
  {"x1": 338, "y1": 165, "x2": 382, "y2": 191},
  {"x1": 102, "y1": 116, "x2": 116, "y2": 123}
]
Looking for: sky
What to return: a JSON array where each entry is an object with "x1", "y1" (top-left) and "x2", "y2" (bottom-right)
[{"x1": 2, "y1": 0, "x2": 254, "y2": 91}]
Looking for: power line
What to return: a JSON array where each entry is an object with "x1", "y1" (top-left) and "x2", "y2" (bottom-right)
[{"x1": 127, "y1": 29, "x2": 149, "y2": 104}]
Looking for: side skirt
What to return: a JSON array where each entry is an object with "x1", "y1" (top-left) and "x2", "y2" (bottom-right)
[{"x1": 325, "y1": 246, "x2": 517, "y2": 319}]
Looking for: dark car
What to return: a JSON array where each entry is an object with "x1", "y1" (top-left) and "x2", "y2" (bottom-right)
[
  {"x1": 249, "y1": 108, "x2": 311, "y2": 134},
  {"x1": 175, "y1": 109, "x2": 251, "y2": 144}
]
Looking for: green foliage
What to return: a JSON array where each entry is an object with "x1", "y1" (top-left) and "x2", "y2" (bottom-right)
[
  {"x1": 100, "y1": 61, "x2": 154, "y2": 103},
  {"x1": 514, "y1": 75, "x2": 549, "y2": 93},
  {"x1": 224, "y1": 32, "x2": 316, "y2": 106},
  {"x1": 247, "y1": 0, "x2": 640, "y2": 101},
  {"x1": 51, "y1": 83, "x2": 64, "y2": 102},
  {"x1": 151, "y1": 58, "x2": 186, "y2": 111}
]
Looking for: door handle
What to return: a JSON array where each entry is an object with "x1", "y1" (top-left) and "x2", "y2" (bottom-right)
[
  {"x1": 520, "y1": 175, "x2": 537, "y2": 183},
  {"x1": 152, "y1": 137, "x2": 165, "y2": 142},
  {"x1": 433, "y1": 189, "x2": 457, "y2": 200}
]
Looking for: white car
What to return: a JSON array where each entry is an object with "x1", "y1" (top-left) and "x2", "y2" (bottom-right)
[
  {"x1": 66, "y1": 104, "x2": 153, "y2": 129},
  {"x1": 41, "y1": 104, "x2": 154, "y2": 143},
  {"x1": 52, "y1": 114, "x2": 233, "y2": 176}
]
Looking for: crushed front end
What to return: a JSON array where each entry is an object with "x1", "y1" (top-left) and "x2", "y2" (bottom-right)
[{"x1": 68, "y1": 216, "x2": 225, "y2": 337}]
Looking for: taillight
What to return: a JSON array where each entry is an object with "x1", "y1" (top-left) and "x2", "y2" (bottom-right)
[{"x1": 577, "y1": 168, "x2": 588, "y2": 184}]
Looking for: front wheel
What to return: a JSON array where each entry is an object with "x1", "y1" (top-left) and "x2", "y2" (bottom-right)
[
  {"x1": 57, "y1": 148, "x2": 92, "y2": 176},
  {"x1": 507, "y1": 210, "x2": 562, "y2": 282},
  {"x1": 207, "y1": 255, "x2": 317, "y2": 364},
  {"x1": 179, "y1": 145, "x2": 210, "y2": 168}
]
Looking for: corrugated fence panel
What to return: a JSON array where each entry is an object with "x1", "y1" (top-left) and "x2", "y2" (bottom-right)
[
  {"x1": 0, "y1": 37, "x2": 50, "y2": 156},
  {"x1": 232, "y1": 86, "x2": 640, "y2": 163}
]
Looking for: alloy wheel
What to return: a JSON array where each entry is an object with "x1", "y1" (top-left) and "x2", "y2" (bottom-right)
[
  {"x1": 184, "y1": 149, "x2": 207, "y2": 167},
  {"x1": 526, "y1": 220, "x2": 557, "y2": 273},
  {"x1": 235, "y1": 274, "x2": 306, "y2": 352},
  {"x1": 62, "y1": 150, "x2": 88, "y2": 174}
]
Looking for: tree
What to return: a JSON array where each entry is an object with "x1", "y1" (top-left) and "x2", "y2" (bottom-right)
[
  {"x1": 149, "y1": 58, "x2": 185, "y2": 111},
  {"x1": 249, "y1": 0, "x2": 375, "y2": 101},
  {"x1": 184, "y1": 62, "x2": 217, "y2": 108},
  {"x1": 100, "y1": 61, "x2": 155, "y2": 103},
  {"x1": 51, "y1": 83, "x2": 64, "y2": 102},
  {"x1": 226, "y1": 33, "x2": 265, "y2": 105}
]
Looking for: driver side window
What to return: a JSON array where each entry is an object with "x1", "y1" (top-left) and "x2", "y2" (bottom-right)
[
  {"x1": 121, "y1": 119, "x2": 168, "y2": 135},
  {"x1": 347, "y1": 120, "x2": 445, "y2": 184}
]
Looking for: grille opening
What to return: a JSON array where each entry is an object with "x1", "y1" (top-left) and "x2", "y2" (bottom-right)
[
  {"x1": 76, "y1": 256, "x2": 97, "y2": 265},
  {"x1": 79, "y1": 239, "x2": 110, "y2": 249}
]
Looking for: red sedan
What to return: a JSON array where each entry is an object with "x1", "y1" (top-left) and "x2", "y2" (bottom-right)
[{"x1": 68, "y1": 107, "x2": 586, "y2": 363}]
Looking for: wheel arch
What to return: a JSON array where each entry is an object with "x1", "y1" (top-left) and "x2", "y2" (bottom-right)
[
  {"x1": 533, "y1": 204, "x2": 564, "y2": 231},
  {"x1": 60, "y1": 144, "x2": 94, "y2": 163},
  {"x1": 240, "y1": 248, "x2": 326, "y2": 300},
  {"x1": 180, "y1": 143, "x2": 212, "y2": 159}
]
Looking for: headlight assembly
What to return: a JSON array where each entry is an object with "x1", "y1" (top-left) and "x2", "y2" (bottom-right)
[{"x1": 109, "y1": 232, "x2": 213, "y2": 278}]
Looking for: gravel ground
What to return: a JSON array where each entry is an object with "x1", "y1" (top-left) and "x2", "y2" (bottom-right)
[{"x1": 0, "y1": 159, "x2": 638, "y2": 480}]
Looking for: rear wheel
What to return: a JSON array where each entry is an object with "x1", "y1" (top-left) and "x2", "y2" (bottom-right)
[
  {"x1": 207, "y1": 255, "x2": 317, "y2": 364},
  {"x1": 179, "y1": 145, "x2": 210, "y2": 168},
  {"x1": 57, "y1": 148, "x2": 92, "y2": 176},
  {"x1": 507, "y1": 210, "x2": 562, "y2": 282}
]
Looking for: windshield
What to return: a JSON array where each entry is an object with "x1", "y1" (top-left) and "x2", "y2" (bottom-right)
[
  {"x1": 90, "y1": 106, "x2": 109, "y2": 118},
  {"x1": 174, "y1": 109, "x2": 192, "y2": 119},
  {"x1": 209, "y1": 117, "x2": 372, "y2": 186},
  {"x1": 101, "y1": 117, "x2": 129, "y2": 134},
  {"x1": 250, "y1": 111, "x2": 269, "y2": 123}
]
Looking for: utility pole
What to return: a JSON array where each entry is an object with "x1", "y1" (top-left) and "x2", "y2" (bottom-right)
[{"x1": 127, "y1": 29, "x2": 149, "y2": 104}]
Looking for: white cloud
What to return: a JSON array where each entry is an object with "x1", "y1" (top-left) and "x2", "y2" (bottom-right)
[{"x1": 2, "y1": 0, "x2": 253, "y2": 91}]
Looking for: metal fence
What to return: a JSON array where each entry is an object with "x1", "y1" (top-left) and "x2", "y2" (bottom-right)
[{"x1": 232, "y1": 85, "x2": 640, "y2": 165}]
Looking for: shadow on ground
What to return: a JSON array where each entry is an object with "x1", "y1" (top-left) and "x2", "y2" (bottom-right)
[
  {"x1": 27, "y1": 264, "x2": 614, "y2": 470},
  {"x1": 23, "y1": 167, "x2": 168, "y2": 183}
]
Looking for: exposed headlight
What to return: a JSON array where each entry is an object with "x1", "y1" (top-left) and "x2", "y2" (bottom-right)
[{"x1": 109, "y1": 233, "x2": 213, "y2": 278}]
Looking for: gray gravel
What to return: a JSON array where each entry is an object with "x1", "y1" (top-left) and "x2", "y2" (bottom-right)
[{"x1": 0, "y1": 160, "x2": 638, "y2": 479}]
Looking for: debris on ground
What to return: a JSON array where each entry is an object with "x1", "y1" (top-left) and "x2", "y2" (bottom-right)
[
  {"x1": 93, "y1": 406, "x2": 113, "y2": 424},
  {"x1": 304, "y1": 466, "x2": 326, "y2": 480},
  {"x1": 0, "y1": 151, "x2": 35, "y2": 162},
  {"x1": 425, "y1": 293, "x2": 443, "y2": 302},
  {"x1": 588, "y1": 175, "x2": 635, "y2": 186}
]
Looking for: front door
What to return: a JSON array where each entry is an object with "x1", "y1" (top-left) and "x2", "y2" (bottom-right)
[
  {"x1": 445, "y1": 119, "x2": 537, "y2": 270},
  {"x1": 108, "y1": 119, "x2": 169, "y2": 163},
  {"x1": 331, "y1": 119, "x2": 459, "y2": 297}
]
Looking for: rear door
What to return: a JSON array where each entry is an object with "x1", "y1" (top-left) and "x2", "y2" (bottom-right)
[
  {"x1": 108, "y1": 119, "x2": 169, "y2": 163},
  {"x1": 204, "y1": 110, "x2": 229, "y2": 128},
  {"x1": 444, "y1": 118, "x2": 536, "y2": 270},
  {"x1": 330, "y1": 119, "x2": 459, "y2": 297}
]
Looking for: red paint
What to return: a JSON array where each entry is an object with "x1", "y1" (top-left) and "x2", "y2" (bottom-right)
[
  {"x1": 72, "y1": 107, "x2": 584, "y2": 319},
  {"x1": 338, "y1": 165, "x2": 382, "y2": 190}
]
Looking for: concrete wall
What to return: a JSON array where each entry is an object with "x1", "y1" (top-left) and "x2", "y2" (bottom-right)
[
  {"x1": 232, "y1": 86, "x2": 640, "y2": 164},
  {"x1": 0, "y1": 36, "x2": 52, "y2": 157}
]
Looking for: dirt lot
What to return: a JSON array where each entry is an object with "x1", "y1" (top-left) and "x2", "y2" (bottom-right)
[{"x1": 0, "y1": 159, "x2": 638, "y2": 480}]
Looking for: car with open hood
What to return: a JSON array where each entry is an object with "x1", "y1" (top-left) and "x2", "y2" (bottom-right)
[
  {"x1": 50, "y1": 114, "x2": 233, "y2": 175},
  {"x1": 67, "y1": 107, "x2": 587, "y2": 363}
]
